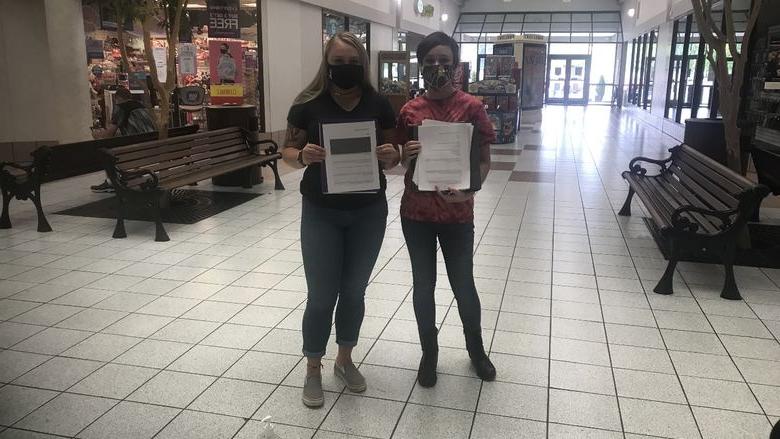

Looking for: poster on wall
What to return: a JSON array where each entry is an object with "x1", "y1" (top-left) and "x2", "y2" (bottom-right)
[
  {"x1": 208, "y1": 0, "x2": 241, "y2": 39},
  {"x1": 209, "y1": 40, "x2": 244, "y2": 105},
  {"x1": 521, "y1": 44, "x2": 546, "y2": 110},
  {"x1": 178, "y1": 43, "x2": 197, "y2": 75},
  {"x1": 86, "y1": 38, "x2": 104, "y2": 60},
  {"x1": 153, "y1": 47, "x2": 167, "y2": 83},
  {"x1": 765, "y1": 31, "x2": 780, "y2": 90}
]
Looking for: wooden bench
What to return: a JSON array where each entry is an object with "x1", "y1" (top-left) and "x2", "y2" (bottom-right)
[
  {"x1": 0, "y1": 126, "x2": 199, "y2": 233},
  {"x1": 618, "y1": 144, "x2": 769, "y2": 300},
  {"x1": 101, "y1": 126, "x2": 283, "y2": 242}
]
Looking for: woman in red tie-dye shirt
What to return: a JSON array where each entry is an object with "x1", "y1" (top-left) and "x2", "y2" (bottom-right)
[{"x1": 397, "y1": 32, "x2": 497, "y2": 388}]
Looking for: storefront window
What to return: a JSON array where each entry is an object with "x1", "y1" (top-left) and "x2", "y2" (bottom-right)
[
  {"x1": 83, "y1": 0, "x2": 264, "y2": 129},
  {"x1": 322, "y1": 10, "x2": 370, "y2": 52},
  {"x1": 664, "y1": 10, "x2": 746, "y2": 123},
  {"x1": 624, "y1": 29, "x2": 657, "y2": 110}
]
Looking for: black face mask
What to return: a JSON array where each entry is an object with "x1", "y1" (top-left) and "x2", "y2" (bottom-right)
[
  {"x1": 329, "y1": 64, "x2": 364, "y2": 90},
  {"x1": 422, "y1": 64, "x2": 453, "y2": 90}
]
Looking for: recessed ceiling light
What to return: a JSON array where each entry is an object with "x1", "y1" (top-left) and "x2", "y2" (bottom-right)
[
  {"x1": 627, "y1": 8, "x2": 636, "y2": 17},
  {"x1": 442, "y1": 13, "x2": 449, "y2": 22}
]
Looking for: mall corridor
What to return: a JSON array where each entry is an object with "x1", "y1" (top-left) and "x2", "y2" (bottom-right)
[{"x1": 0, "y1": 106, "x2": 778, "y2": 438}]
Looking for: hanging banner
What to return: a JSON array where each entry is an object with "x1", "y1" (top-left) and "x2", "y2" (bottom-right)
[
  {"x1": 153, "y1": 47, "x2": 167, "y2": 83},
  {"x1": 208, "y1": 0, "x2": 241, "y2": 39},
  {"x1": 209, "y1": 40, "x2": 244, "y2": 105},
  {"x1": 178, "y1": 43, "x2": 197, "y2": 75}
]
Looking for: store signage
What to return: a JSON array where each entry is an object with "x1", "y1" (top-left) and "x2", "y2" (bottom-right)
[
  {"x1": 178, "y1": 43, "x2": 197, "y2": 75},
  {"x1": 86, "y1": 38, "x2": 104, "y2": 60},
  {"x1": 209, "y1": 40, "x2": 244, "y2": 105},
  {"x1": 208, "y1": 0, "x2": 241, "y2": 39},
  {"x1": 153, "y1": 47, "x2": 167, "y2": 83}
]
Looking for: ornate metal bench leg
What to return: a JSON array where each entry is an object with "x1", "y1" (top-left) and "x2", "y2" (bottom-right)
[
  {"x1": 153, "y1": 192, "x2": 170, "y2": 242},
  {"x1": 31, "y1": 188, "x2": 52, "y2": 233},
  {"x1": 618, "y1": 187, "x2": 634, "y2": 216},
  {"x1": 270, "y1": 160, "x2": 285, "y2": 190},
  {"x1": 112, "y1": 193, "x2": 127, "y2": 239},
  {"x1": 654, "y1": 241, "x2": 677, "y2": 295},
  {"x1": 0, "y1": 186, "x2": 11, "y2": 229},
  {"x1": 720, "y1": 242, "x2": 741, "y2": 300}
]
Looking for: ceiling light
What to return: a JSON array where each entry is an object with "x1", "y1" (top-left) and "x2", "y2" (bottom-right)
[
  {"x1": 442, "y1": 13, "x2": 449, "y2": 22},
  {"x1": 627, "y1": 8, "x2": 636, "y2": 17}
]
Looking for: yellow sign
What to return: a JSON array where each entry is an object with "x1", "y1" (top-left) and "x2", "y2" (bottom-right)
[{"x1": 211, "y1": 84, "x2": 244, "y2": 97}]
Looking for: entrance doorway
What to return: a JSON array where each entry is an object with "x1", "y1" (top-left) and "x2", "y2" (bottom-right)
[{"x1": 546, "y1": 55, "x2": 591, "y2": 105}]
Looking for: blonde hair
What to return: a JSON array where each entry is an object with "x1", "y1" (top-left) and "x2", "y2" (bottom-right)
[{"x1": 294, "y1": 32, "x2": 374, "y2": 105}]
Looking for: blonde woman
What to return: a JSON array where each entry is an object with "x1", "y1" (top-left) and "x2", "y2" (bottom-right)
[{"x1": 283, "y1": 32, "x2": 400, "y2": 408}]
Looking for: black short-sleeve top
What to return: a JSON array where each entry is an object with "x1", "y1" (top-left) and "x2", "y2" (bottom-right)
[{"x1": 287, "y1": 90, "x2": 396, "y2": 210}]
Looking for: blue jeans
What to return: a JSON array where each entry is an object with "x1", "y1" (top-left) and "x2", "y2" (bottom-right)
[
  {"x1": 401, "y1": 218, "x2": 483, "y2": 339},
  {"x1": 301, "y1": 198, "x2": 387, "y2": 357}
]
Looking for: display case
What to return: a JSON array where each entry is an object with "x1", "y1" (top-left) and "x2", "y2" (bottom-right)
[
  {"x1": 378, "y1": 51, "x2": 410, "y2": 114},
  {"x1": 468, "y1": 80, "x2": 519, "y2": 144}
]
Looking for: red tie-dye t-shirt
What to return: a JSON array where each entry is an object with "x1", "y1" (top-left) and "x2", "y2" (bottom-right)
[{"x1": 396, "y1": 90, "x2": 496, "y2": 224}]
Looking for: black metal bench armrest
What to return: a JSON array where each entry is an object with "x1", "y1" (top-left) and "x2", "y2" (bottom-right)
[
  {"x1": 627, "y1": 156, "x2": 673, "y2": 176},
  {"x1": 114, "y1": 168, "x2": 160, "y2": 191},
  {"x1": 671, "y1": 206, "x2": 740, "y2": 234},
  {"x1": 241, "y1": 129, "x2": 280, "y2": 155}
]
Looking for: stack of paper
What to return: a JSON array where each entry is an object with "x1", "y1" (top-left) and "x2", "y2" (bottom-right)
[{"x1": 413, "y1": 119, "x2": 474, "y2": 191}]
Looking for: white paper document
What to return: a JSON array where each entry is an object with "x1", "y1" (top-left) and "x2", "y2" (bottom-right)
[
  {"x1": 321, "y1": 121, "x2": 381, "y2": 194},
  {"x1": 413, "y1": 119, "x2": 473, "y2": 191}
]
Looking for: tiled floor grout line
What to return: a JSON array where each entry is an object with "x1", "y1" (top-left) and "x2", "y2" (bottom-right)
[
  {"x1": 67, "y1": 290, "x2": 280, "y2": 438},
  {"x1": 570, "y1": 135, "x2": 628, "y2": 438},
  {"x1": 466, "y1": 171, "x2": 523, "y2": 439},
  {"x1": 545, "y1": 150, "x2": 558, "y2": 439},
  {"x1": 587, "y1": 110, "x2": 710, "y2": 438}
]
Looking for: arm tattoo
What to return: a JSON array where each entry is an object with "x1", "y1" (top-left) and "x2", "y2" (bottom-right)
[{"x1": 284, "y1": 124, "x2": 307, "y2": 149}]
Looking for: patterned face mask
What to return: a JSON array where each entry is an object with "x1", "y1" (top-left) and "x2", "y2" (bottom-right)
[{"x1": 422, "y1": 64, "x2": 453, "y2": 90}]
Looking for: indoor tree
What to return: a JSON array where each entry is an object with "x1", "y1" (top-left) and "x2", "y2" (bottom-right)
[
  {"x1": 690, "y1": 0, "x2": 763, "y2": 173},
  {"x1": 139, "y1": 0, "x2": 189, "y2": 139}
]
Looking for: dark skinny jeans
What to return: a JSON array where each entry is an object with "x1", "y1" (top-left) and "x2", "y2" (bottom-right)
[
  {"x1": 401, "y1": 218, "x2": 483, "y2": 340},
  {"x1": 301, "y1": 198, "x2": 387, "y2": 358}
]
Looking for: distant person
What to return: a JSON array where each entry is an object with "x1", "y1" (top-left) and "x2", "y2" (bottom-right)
[
  {"x1": 90, "y1": 86, "x2": 156, "y2": 192},
  {"x1": 216, "y1": 43, "x2": 237, "y2": 84}
]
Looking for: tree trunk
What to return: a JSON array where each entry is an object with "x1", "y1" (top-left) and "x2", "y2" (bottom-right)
[
  {"x1": 117, "y1": 22, "x2": 131, "y2": 74},
  {"x1": 158, "y1": 92, "x2": 170, "y2": 140},
  {"x1": 722, "y1": 111, "x2": 742, "y2": 173}
]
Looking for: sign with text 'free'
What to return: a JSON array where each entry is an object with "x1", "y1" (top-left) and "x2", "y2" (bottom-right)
[{"x1": 208, "y1": 0, "x2": 241, "y2": 39}]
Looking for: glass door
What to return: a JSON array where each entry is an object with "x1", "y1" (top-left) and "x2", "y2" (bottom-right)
[{"x1": 546, "y1": 55, "x2": 592, "y2": 105}]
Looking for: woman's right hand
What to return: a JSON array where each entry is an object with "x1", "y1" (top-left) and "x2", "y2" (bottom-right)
[
  {"x1": 402, "y1": 140, "x2": 422, "y2": 161},
  {"x1": 301, "y1": 143, "x2": 326, "y2": 165}
]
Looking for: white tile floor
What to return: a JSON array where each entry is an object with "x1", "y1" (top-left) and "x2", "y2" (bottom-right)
[{"x1": 1, "y1": 106, "x2": 779, "y2": 438}]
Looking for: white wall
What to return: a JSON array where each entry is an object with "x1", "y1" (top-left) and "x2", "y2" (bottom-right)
[
  {"x1": 44, "y1": 0, "x2": 92, "y2": 143},
  {"x1": 370, "y1": 22, "x2": 396, "y2": 89},
  {"x1": 262, "y1": 0, "x2": 322, "y2": 132},
  {"x1": 461, "y1": 0, "x2": 621, "y2": 13},
  {"x1": 401, "y1": 0, "x2": 459, "y2": 37},
  {"x1": 0, "y1": 0, "x2": 91, "y2": 145}
]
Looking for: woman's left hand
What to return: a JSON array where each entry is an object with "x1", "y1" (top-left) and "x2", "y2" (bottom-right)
[
  {"x1": 436, "y1": 186, "x2": 475, "y2": 203},
  {"x1": 377, "y1": 143, "x2": 400, "y2": 168}
]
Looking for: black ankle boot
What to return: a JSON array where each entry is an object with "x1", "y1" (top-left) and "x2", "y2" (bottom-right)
[
  {"x1": 417, "y1": 328, "x2": 439, "y2": 387},
  {"x1": 464, "y1": 329, "x2": 496, "y2": 381}
]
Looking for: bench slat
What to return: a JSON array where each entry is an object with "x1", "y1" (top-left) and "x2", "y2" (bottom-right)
[
  {"x1": 121, "y1": 140, "x2": 247, "y2": 173},
  {"x1": 678, "y1": 145, "x2": 754, "y2": 191},
  {"x1": 110, "y1": 127, "x2": 241, "y2": 156},
  {"x1": 155, "y1": 149, "x2": 256, "y2": 180},
  {"x1": 115, "y1": 132, "x2": 243, "y2": 166},
  {"x1": 648, "y1": 176, "x2": 720, "y2": 234},
  {"x1": 670, "y1": 161, "x2": 737, "y2": 210},
  {"x1": 676, "y1": 149, "x2": 745, "y2": 196},
  {"x1": 660, "y1": 174, "x2": 724, "y2": 233},
  {"x1": 158, "y1": 156, "x2": 272, "y2": 189}
]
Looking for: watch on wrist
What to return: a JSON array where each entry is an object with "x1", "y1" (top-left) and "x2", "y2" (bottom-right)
[{"x1": 297, "y1": 149, "x2": 306, "y2": 167}]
